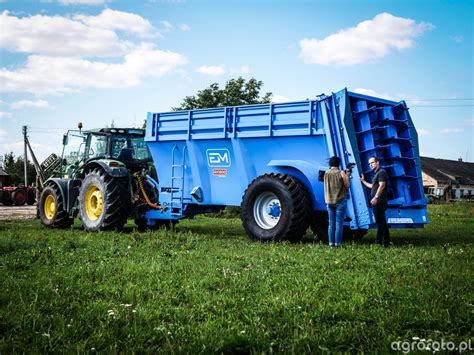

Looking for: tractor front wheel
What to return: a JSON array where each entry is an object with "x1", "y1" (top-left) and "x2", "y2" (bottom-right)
[
  {"x1": 79, "y1": 169, "x2": 130, "y2": 232},
  {"x1": 39, "y1": 185, "x2": 72, "y2": 228}
]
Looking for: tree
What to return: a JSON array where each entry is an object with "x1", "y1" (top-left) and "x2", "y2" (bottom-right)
[
  {"x1": 1, "y1": 152, "x2": 37, "y2": 186},
  {"x1": 173, "y1": 77, "x2": 272, "y2": 110}
]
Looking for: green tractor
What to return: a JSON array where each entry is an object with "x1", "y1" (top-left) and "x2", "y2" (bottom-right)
[{"x1": 38, "y1": 126, "x2": 159, "y2": 231}]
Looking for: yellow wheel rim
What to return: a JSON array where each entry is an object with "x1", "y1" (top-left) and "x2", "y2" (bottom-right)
[
  {"x1": 44, "y1": 194, "x2": 56, "y2": 220},
  {"x1": 85, "y1": 185, "x2": 103, "y2": 221}
]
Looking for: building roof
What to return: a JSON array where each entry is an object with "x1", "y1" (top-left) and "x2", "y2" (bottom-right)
[
  {"x1": 421, "y1": 156, "x2": 474, "y2": 185},
  {"x1": 0, "y1": 167, "x2": 9, "y2": 177}
]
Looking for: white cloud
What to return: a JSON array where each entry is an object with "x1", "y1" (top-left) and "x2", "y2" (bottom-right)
[
  {"x1": 11, "y1": 99, "x2": 50, "y2": 109},
  {"x1": 0, "y1": 9, "x2": 156, "y2": 57},
  {"x1": 440, "y1": 128, "x2": 462, "y2": 134},
  {"x1": 417, "y1": 129, "x2": 429, "y2": 136},
  {"x1": 0, "y1": 44, "x2": 187, "y2": 95},
  {"x1": 271, "y1": 95, "x2": 291, "y2": 103},
  {"x1": 58, "y1": 0, "x2": 107, "y2": 5},
  {"x1": 0, "y1": 112, "x2": 13, "y2": 119},
  {"x1": 196, "y1": 65, "x2": 226, "y2": 76},
  {"x1": 300, "y1": 12, "x2": 434, "y2": 66},
  {"x1": 74, "y1": 9, "x2": 156, "y2": 37},
  {"x1": 0, "y1": 128, "x2": 7, "y2": 137},
  {"x1": 160, "y1": 20, "x2": 173, "y2": 32},
  {"x1": 179, "y1": 23, "x2": 191, "y2": 32}
]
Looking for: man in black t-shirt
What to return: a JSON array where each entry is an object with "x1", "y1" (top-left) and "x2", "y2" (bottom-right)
[{"x1": 360, "y1": 156, "x2": 391, "y2": 247}]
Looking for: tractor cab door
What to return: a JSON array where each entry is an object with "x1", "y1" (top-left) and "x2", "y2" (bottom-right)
[{"x1": 61, "y1": 130, "x2": 87, "y2": 177}]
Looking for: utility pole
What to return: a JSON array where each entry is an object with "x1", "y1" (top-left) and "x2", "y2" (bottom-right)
[{"x1": 22, "y1": 125, "x2": 28, "y2": 186}]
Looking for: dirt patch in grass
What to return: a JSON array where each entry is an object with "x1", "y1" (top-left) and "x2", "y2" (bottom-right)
[{"x1": 0, "y1": 205, "x2": 36, "y2": 220}]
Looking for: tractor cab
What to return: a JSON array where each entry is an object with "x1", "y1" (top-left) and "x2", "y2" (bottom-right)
[{"x1": 60, "y1": 127, "x2": 151, "y2": 178}]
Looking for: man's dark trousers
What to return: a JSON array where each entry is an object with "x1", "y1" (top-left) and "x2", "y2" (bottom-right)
[{"x1": 373, "y1": 203, "x2": 390, "y2": 246}]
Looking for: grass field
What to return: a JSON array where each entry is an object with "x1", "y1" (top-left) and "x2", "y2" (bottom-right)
[{"x1": 1, "y1": 204, "x2": 473, "y2": 353}]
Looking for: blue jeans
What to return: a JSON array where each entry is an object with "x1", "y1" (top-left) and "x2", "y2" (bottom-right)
[{"x1": 327, "y1": 199, "x2": 347, "y2": 246}]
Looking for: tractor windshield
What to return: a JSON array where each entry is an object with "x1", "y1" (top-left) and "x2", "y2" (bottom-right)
[{"x1": 111, "y1": 135, "x2": 151, "y2": 162}]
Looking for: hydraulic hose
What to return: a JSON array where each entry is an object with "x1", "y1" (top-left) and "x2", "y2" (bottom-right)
[{"x1": 135, "y1": 174, "x2": 165, "y2": 211}]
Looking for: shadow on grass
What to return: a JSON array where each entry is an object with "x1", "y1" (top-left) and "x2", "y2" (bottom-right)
[{"x1": 300, "y1": 227, "x2": 473, "y2": 247}]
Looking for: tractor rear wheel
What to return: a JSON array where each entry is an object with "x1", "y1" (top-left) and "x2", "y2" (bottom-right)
[
  {"x1": 241, "y1": 173, "x2": 310, "y2": 242},
  {"x1": 39, "y1": 185, "x2": 72, "y2": 228},
  {"x1": 12, "y1": 188, "x2": 27, "y2": 206},
  {"x1": 79, "y1": 169, "x2": 130, "y2": 232}
]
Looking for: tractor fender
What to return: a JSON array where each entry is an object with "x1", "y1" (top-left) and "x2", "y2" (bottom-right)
[
  {"x1": 266, "y1": 160, "x2": 319, "y2": 208},
  {"x1": 84, "y1": 160, "x2": 129, "y2": 178},
  {"x1": 44, "y1": 178, "x2": 81, "y2": 213}
]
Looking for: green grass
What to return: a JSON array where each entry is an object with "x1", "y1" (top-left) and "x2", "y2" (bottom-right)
[{"x1": 1, "y1": 204, "x2": 473, "y2": 353}]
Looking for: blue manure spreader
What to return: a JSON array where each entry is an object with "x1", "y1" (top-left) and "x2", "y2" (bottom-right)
[{"x1": 143, "y1": 88, "x2": 428, "y2": 241}]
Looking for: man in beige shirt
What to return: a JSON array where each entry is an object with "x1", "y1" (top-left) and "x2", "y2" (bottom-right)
[{"x1": 324, "y1": 156, "x2": 350, "y2": 247}]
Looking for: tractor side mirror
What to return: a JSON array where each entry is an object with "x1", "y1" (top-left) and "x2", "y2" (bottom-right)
[{"x1": 63, "y1": 134, "x2": 68, "y2": 146}]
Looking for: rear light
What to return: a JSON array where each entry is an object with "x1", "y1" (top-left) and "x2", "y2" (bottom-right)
[{"x1": 109, "y1": 162, "x2": 119, "y2": 167}]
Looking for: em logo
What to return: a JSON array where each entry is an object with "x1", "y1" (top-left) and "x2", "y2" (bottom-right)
[{"x1": 207, "y1": 149, "x2": 231, "y2": 167}]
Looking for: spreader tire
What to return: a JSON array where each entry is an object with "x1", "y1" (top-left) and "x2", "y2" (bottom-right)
[
  {"x1": 241, "y1": 173, "x2": 310, "y2": 242},
  {"x1": 79, "y1": 169, "x2": 130, "y2": 232},
  {"x1": 39, "y1": 184, "x2": 72, "y2": 228}
]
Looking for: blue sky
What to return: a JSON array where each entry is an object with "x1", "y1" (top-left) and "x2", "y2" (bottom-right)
[{"x1": 0, "y1": 0, "x2": 472, "y2": 162}]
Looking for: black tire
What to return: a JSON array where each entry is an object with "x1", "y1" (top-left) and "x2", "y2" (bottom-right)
[
  {"x1": 79, "y1": 169, "x2": 130, "y2": 232},
  {"x1": 12, "y1": 188, "x2": 27, "y2": 206},
  {"x1": 241, "y1": 173, "x2": 310, "y2": 242},
  {"x1": 38, "y1": 185, "x2": 72, "y2": 228}
]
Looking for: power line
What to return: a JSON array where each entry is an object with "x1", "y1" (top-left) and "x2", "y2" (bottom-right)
[
  {"x1": 406, "y1": 98, "x2": 473, "y2": 102},
  {"x1": 410, "y1": 104, "x2": 474, "y2": 108}
]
